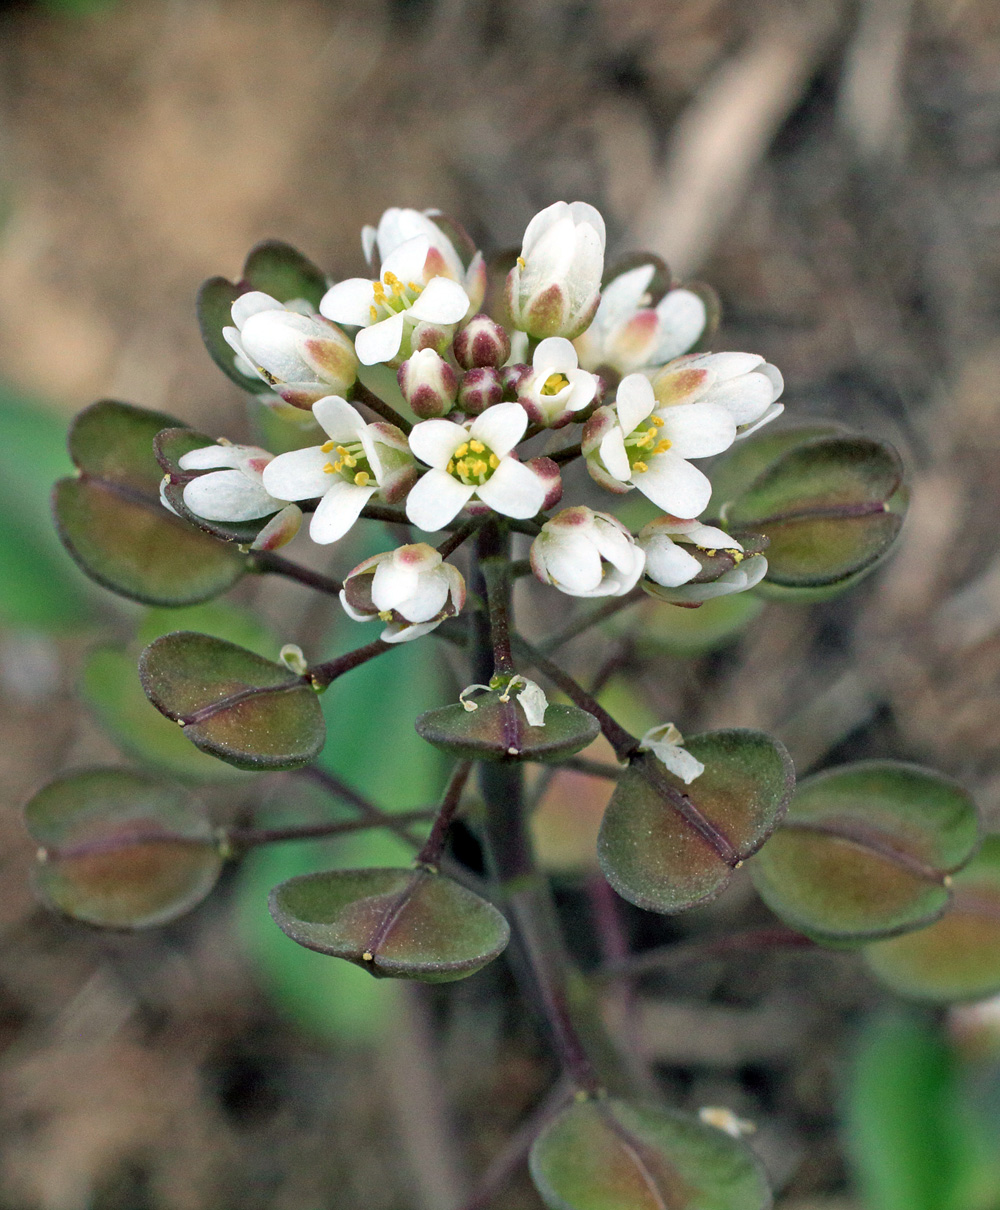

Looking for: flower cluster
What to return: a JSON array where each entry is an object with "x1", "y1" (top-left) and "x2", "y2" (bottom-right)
[{"x1": 175, "y1": 202, "x2": 785, "y2": 641}]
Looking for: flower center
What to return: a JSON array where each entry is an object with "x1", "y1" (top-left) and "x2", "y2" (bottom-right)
[
  {"x1": 321, "y1": 440, "x2": 374, "y2": 488},
  {"x1": 624, "y1": 414, "x2": 671, "y2": 474},
  {"x1": 368, "y1": 270, "x2": 423, "y2": 324},
  {"x1": 540, "y1": 372, "x2": 570, "y2": 396},
  {"x1": 446, "y1": 438, "x2": 501, "y2": 486}
]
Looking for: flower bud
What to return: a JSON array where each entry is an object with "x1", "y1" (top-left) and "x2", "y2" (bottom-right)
[
  {"x1": 506, "y1": 202, "x2": 605, "y2": 340},
  {"x1": 224, "y1": 292, "x2": 358, "y2": 410},
  {"x1": 453, "y1": 314, "x2": 512, "y2": 370},
  {"x1": 397, "y1": 349, "x2": 459, "y2": 419},
  {"x1": 531, "y1": 506, "x2": 644, "y2": 598},
  {"x1": 637, "y1": 517, "x2": 768, "y2": 606},
  {"x1": 457, "y1": 366, "x2": 503, "y2": 415},
  {"x1": 339, "y1": 543, "x2": 465, "y2": 643}
]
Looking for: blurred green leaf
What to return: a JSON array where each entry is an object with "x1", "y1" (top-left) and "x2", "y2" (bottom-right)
[{"x1": 616, "y1": 594, "x2": 764, "y2": 656}]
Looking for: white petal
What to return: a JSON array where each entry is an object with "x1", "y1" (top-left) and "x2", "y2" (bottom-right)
[
  {"x1": 405, "y1": 469, "x2": 475, "y2": 531},
  {"x1": 313, "y1": 396, "x2": 367, "y2": 443},
  {"x1": 240, "y1": 311, "x2": 313, "y2": 383},
  {"x1": 177, "y1": 444, "x2": 244, "y2": 471},
  {"x1": 361, "y1": 223, "x2": 378, "y2": 265},
  {"x1": 758, "y1": 363, "x2": 784, "y2": 398},
  {"x1": 380, "y1": 618, "x2": 442, "y2": 644},
  {"x1": 371, "y1": 557, "x2": 421, "y2": 612},
  {"x1": 381, "y1": 235, "x2": 431, "y2": 285},
  {"x1": 320, "y1": 278, "x2": 376, "y2": 327},
  {"x1": 409, "y1": 418, "x2": 467, "y2": 469},
  {"x1": 516, "y1": 679, "x2": 549, "y2": 727},
  {"x1": 650, "y1": 740, "x2": 705, "y2": 784},
  {"x1": 520, "y1": 202, "x2": 569, "y2": 258},
  {"x1": 616, "y1": 373, "x2": 656, "y2": 435},
  {"x1": 475, "y1": 457, "x2": 546, "y2": 519},
  {"x1": 539, "y1": 532, "x2": 604, "y2": 594},
  {"x1": 261, "y1": 446, "x2": 333, "y2": 501},
  {"x1": 341, "y1": 588, "x2": 374, "y2": 623},
  {"x1": 598, "y1": 265, "x2": 656, "y2": 330},
  {"x1": 684, "y1": 522, "x2": 741, "y2": 550},
  {"x1": 687, "y1": 351, "x2": 763, "y2": 380},
  {"x1": 182, "y1": 469, "x2": 281, "y2": 521},
  {"x1": 355, "y1": 313, "x2": 406, "y2": 365},
  {"x1": 231, "y1": 291, "x2": 282, "y2": 328},
  {"x1": 702, "y1": 373, "x2": 775, "y2": 426},
  {"x1": 532, "y1": 336, "x2": 578, "y2": 373},
  {"x1": 407, "y1": 277, "x2": 469, "y2": 324},
  {"x1": 659, "y1": 403, "x2": 736, "y2": 458},
  {"x1": 634, "y1": 451, "x2": 712, "y2": 517},
  {"x1": 394, "y1": 571, "x2": 450, "y2": 623},
  {"x1": 569, "y1": 201, "x2": 606, "y2": 250},
  {"x1": 590, "y1": 517, "x2": 637, "y2": 571},
  {"x1": 470, "y1": 401, "x2": 527, "y2": 458},
  {"x1": 564, "y1": 370, "x2": 598, "y2": 412},
  {"x1": 653, "y1": 289, "x2": 707, "y2": 362},
  {"x1": 642, "y1": 537, "x2": 702, "y2": 587},
  {"x1": 309, "y1": 480, "x2": 375, "y2": 544},
  {"x1": 599, "y1": 428, "x2": 631, "y2": 481},
  {"x1": 736, "y1": 401, "x2": 784, "y2": 439}
]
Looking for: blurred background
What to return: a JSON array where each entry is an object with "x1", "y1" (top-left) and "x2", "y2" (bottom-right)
[{"x1": 2, "y1": 0, "x2": 1000, "y2": 1207}]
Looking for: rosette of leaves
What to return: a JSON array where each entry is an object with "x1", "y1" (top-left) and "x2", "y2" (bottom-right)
[
  {"x1": 53, "y1": 400, "x2": 245, "y2": 604},
  {"x1": 598, "y1": 730, "x2": 794, "y2": 913},
  {"x1": 269, "y1": 867, "x2": 510, "y2": 982},
  {"x1": 25, "y1": 768, "x2": 223, "y2": 929},
  {"x1": 750, "y1": 762, "x2": 980, "y2": 945}
]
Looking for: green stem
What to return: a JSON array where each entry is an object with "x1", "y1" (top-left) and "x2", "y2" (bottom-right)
[
  {"x1": 351, "y1": 379, "x2": 412, "y2": 434},
  {"x1": 226, "y1": 810, "x2": 435, "y2": 850},
  {"x1": 415, "y1": 760, "x2": 473, "y2": 869},
  {"x1": 248, "y1": 550, "x2": 343, "y2": 595},
  {"x1": 308, "y1": 637, "x2": 392, "y2": 688}
]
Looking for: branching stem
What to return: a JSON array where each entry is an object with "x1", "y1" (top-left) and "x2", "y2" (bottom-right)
[
  {"x1": 415, "y1": 760, "x2": 473, "y2": 868},
  {"x1": 248, "y1": 550, "x2": 343, "y2": 596}
]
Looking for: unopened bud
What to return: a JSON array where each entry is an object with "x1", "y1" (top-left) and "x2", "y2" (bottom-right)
[
  {"x1": 398, "y1": 349, "x2": 458, "y2": 419},
  {"x1": 457, "y1": 366, "x2": 503, "y2": 415},
  {"x1": 453, "y1": 314, "x2": 512, "y2": 370}
]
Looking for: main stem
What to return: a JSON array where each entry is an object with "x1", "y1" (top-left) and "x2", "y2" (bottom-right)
[{"x1": 473, "y1": 522, "x2": 600, "y2": 1095}]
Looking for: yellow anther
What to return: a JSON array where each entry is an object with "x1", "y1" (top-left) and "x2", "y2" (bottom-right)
[
  {"x1": 408, "y1": 281, "x2": 422, "y2": 293},
  {"x1": 354, "y1": 471, "x2": 371, "y2": 486},
  {"x1": 455, "y1": 459, "x2": 469, "y2": 477},
  {"x1": 517, "y1": 256, "x2": 526, "y2": 269},
  {"x1": 332, "y1": 460, "x2": 343, "y2": 472},
  {"x1": 446, "y1": 460, "x2": 455, "y2": 474},
  {"x1": 323, "y1": 462, "x2": 336, "y2": 474},
  {"x1": 469, "y1": 439, "x2": 485, "y2": 453},
  {"x1": 471, "y1": 459, "x2": 487, "y2": 476},
  {"x1": 633, "y1": 460, "x2": 648, "y2": 474},
  {"x1": 732, "y1": 551, "x2": 744, "y2": 564},
  {"x1": 705, "y1": 549, "x2": 717, "y2": 557},
  {"x1": 455, "y1": 442, "x2": 469, "y2": 457},
  {"x1": 383, "y1": 271, "x2": 399, "y2": 286},
  {"x1": 650, "y1": 415, "x2": 664, "y2": 427},
  {"x1": 343, "y1": 454, "x2": 357, "y2": 468},
  {"x1": 372, "y1": 280, "x2": 387, "y2": 299},
  {"x1": 646, "y1": 427, "x2": 658, "y2": 440},
  {"x1": 391, "y1": 279, "x2": 405, "y2": 296},
  {"x1": 336, "y1": 446, "x2": 350, "y2": 456},
  {"x1": 378, "y1": 610, "x2": 393, "y2": 622},
  {"x1": 541, "y1": 372, "x2": 570, "y2": 396},
  {"x1": 635, "y1": 433, "x2": 653, "y2": 448},
  {"x1": 489, "y1": 453, "x2": 500, "y2": 469},
  {"x1": 369, "y1": 305, "x2": 378, "y2": 323},
  {"x1": 321, "y1": 440, "x2": 335, "y2": 453},
  {"x1": 362, "y1": 951, "x2": 374, "y2": 962},
  {"x1": 654, "y1": 438, "x2": 672, "y2": 454}
]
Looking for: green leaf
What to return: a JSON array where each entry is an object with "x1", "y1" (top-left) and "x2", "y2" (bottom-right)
[
  {"x1": 721, "y1": 436, "x2": 905, "y2": 588},
  {"x1": 619, "y1": 594, "x2": 764, "y2": 656},
  {"x1": 864, "y1": 835, "x2": 1000, "y2": 1001},
  {"x1": 416, "y1": 692, "x2": 600, "y2": 762},
  {"x1": 750, "y1": 762, "x2": 979, "y2": 944},
  {"x1": 529, "y1": 1097, "x2": 771, "y2": 1210},
  {"x1": 707, "y1": 423, "x2": 849, "y2": 512},
  {"x1": 139, "y1": 631, "x2": 325, "y2": 771},
  {"x1": 269, "y1": 867, "x2": 510, "y2": 982},
  {"x1": 598, "y1": 730, "x2": 794, "y2": 914},
  {"x1": 196, "y1": 241, "x2": 328, "y2": 391},
  {"x1": 53, "y1": 400, "x2": 246, "y2": 605},
  {"x1": 25, "y1": 768, "x2": 222, "y2": 928}
]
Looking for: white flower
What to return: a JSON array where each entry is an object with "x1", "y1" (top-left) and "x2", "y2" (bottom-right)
[
  {"x1": 261, "y1": 396, "x2": 416, "y2": 545},
  {"x1": 531, "y1": 506, "x2": 645, "y2": 598},
  {"x1": 405, "y1": 401, "x2": 548, "y2": 531},
  {"x1": 506, "y1": 201, "x2": 606, "y2": 340},
  {"x1": 223, "y1": 291, "x2": 358, "y2": 408},
  {"x1": 172, "y1": 442, "x2": 302, "y2": 550},
  {"x1": 339, "y1": 542, "x2": 465, "y2": 643},
  {"x1": 639, "y1": 723, "x2": 704, "y2": 784},
  {"x1": 638, "y1": 516, "x2": 768, "y2": 604},
  {"x1": 362, "y1": 207, "x2": 487, "y2": 320},
  {"x1": 320, "y1": 235, "x2": 470, "y2": 367},
  {"x1": 574, "y1": 262, "x2": 708, "y2": 376},
  {"x1": 516, "y1": 337, "x2": 599, "y2": 428},
  {"x1": 652, "y1": 352, "x2": 784, "y2": 439},
  {"x1": 582, "y1": 373, "x2": 736, "y2": 518}
]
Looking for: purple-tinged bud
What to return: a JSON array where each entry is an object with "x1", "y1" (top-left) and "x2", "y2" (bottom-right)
[
  {"x1": 453, "y1": 314, "x2": 512, "y2": 370},
  {"x1": 501, "y1": 364, "x2": 531, "y2": 400},
  {"x1": 457, "y1": 366, "x2": 503, "y2": 415},
  {"x1": 398, "y1": 349, "x2": 458, "y2": 419},
  {"x1": 525, "y1": 456, "x2": 563, "y2": 512}
]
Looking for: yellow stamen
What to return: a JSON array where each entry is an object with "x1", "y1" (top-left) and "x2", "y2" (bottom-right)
[
  {"x1": 489, "y1": 453, "x2": 500, "y2": 469},
  {"x1": 343, "y1": 454, "x2": 357, "y2": 468},
  {"x1": 454, "y1": 442, "x2": 469, "y2": 457},
  {"x1": 323, "y1": 462, "x2": 336, "y2": 474},
  {"x1": 372, "y1": 281, "x2": 387, "y2": 301},
  {"x1": 469, "y1": 439, "x2": 485, "y2": 453},
  {"x1": 369, "y1": 305, "x2": 378, "y2": 323},
  {"x1": 633, "y1": 460, "x2": 648, "y2": 474},
  {"x1": 455, "y1": 459, "x2": 469, "y2": 477},
  {"x1": 378, "y1": 610, "x2": 393, "y2": 622},
  {"x1": 650, "y1": 415, "x2": 664, "y2": 427},
  {"x1": 516, "y1": 256, "x2": 526, "y2": 269},
  {"x1": 354, "y1": 471, "x2": 371, "y2": 486},
  {"x1": 470, "y1": 459, "x2": 487, "y2": 476},
  {"x1": 407, "y1": 281, "x2": 422, "y2": 293},
  {"x1": 336, "y1": 446, "x2": 350, "y2": 456},
  {"x1": 321, "y1": 440, "x2": 335, "y2": 453},
  {"x1": 332, "y1": 460, "x2": 343, "y2": 472},
  {"x1": 635, "y1": 433, "x2": 653, "y2": 448},
  {"x1": 446, "y1": 460, "x2": 455, "y2": 474},
  {"x1": 383, "y1": 271, "x2": 399, "y2": 286},
  {"x1": 540, "y1": 372, "x2": 570, "y2": 396},
  {"x1": 654, "y1": 438, "x2": 672, "y2": 454},
  {"x1": 391, "y1": 279, "x2": 405, "y2": 296}
]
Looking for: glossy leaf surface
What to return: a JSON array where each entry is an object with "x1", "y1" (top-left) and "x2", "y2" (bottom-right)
[
  {"x1": 864, "y1": 836, "x2": 1000, "y2": 1001},
  {"x1": 53, "y1": 400, "x2": 245, "y2": 604},
  {"x1": 722, "y1": 436, "x2": 904, "y2": 587},
  {"x1": 139, "y1": 631, "x2": 325, "y2": 770},
  {"x1": 269, "y1": 867, "x2": 509, "y2": 982},
  {"x1": 751, "y1": 762, "x2": 979, "y2": 944},
  {"x1": 25, "y1": 768, "x2": 222, "y2": 928},
  {"x1": 415, "y1": 692, "x2": 600, "y2": 762},
  {"x1": 598, "y1": 730, "x2": 794, "y2": 914},
  {"x1": 529, "y1": 1097, "x2": 771, "y2": 1210}
]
